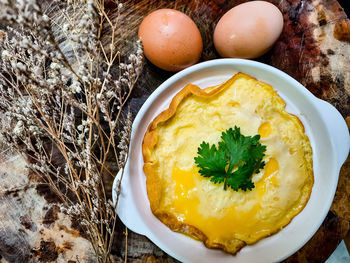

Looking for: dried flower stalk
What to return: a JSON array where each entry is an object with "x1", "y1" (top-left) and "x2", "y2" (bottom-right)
[{"x1": 0, "y1": 0, "x2": 143, "y2": 262}]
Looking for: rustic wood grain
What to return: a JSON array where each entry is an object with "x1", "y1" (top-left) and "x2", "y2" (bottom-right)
[
  {"x1": 109, "y1": 0, "x2": 350, "y2": 261},
  {"x1": 0, "y1": 145, "x2": 96, "y2": 263},
  {"x1": 0, "y1": 0, "x2": 349, "y2": 262}
]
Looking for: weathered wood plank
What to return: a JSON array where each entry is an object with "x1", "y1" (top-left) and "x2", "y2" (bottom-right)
[{"x1": 0, "y1": 0, "x2": 349, "y2": 262}]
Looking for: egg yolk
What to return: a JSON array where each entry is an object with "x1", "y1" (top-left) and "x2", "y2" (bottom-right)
[
  {"x1": 258, "y1": 122, "x2": 272, "y2": 138},
  {"x1": 172, "y1": 166, "x2": 200, "y2": 222},
  {"x1": 170, "y1": 157, "x2": 280, "y2": 243}
]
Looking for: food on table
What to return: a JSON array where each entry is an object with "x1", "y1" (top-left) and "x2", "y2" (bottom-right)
[
  {"x1": 138, "y1": 9, "x2": 203, "y2": 72},
  {"x1": 142, "y1": 72, "x2": 313, "y2": 254},
  {"x1": 214, "y1": 1, "x2": 284, "y2": 59}
]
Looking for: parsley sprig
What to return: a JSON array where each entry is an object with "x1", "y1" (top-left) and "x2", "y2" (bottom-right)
[{"x1": 194, "y1": 126, "x2": 266, "y2": 191}]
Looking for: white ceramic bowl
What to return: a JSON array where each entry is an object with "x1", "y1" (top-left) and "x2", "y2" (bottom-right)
[{"x1": 112, "y1": 59, "x2": 350, "y2": 263}]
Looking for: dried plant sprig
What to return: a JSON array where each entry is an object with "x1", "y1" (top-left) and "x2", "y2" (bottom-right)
[{"x1": 0, "y1": 0, "x2": 143, "y2": 262}]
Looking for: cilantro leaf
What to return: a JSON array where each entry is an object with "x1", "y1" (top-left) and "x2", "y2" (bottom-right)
[
  {"x1": 194, "y1": 126, "x2": 267, "y2": 191},
  {"x1": 194, "y1": 142, "x2": 227, "y2": 184},
  {"x1": 228, "y1": 159, "x2": 257, "y2": 191},
  {"x1": 219, "y1": 127, "x2": 253, "y2": 172}
]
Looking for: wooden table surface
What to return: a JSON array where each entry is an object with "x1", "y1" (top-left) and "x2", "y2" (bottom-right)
[{"x1": 1, "y1": 0, "x2": 350, "y2": 262}]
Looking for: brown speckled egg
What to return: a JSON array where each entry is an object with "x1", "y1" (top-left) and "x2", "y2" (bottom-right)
[
  {"x1": 138, "y1": 9, "x2": 203, "y2": 72},
  {"x1": 214, "y1": 1, "x2": 284, "y2": 59}
]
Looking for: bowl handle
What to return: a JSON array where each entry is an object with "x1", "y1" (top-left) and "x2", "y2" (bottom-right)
[
  {"x1": 112, "y1": 169, "x2": 148, "y2": 236},
  {"x1": 316, "y1": 99, "x2": 350, "y2": 168}
]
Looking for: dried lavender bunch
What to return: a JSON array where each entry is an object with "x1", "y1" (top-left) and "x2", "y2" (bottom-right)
[{"x1": 0, "y1": 0, "x2": 142, "y2": 262}]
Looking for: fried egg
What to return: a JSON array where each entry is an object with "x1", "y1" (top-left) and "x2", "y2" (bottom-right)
[{"x1": 142, "y1": 73, "x2": 313, "y2": 254}]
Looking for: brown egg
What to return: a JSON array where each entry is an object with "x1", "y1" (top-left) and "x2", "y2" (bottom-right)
[
  {"x1": 214, "y1": 1, "x2": 284, "y2": 59},
  {"x1": 138, "y1": 9, "x2": 203, "y2": 72}
]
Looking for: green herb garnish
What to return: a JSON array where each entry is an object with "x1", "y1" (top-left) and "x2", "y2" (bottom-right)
[{"x1": 194, "y1": 126, "x2": 266, "y2": 191}]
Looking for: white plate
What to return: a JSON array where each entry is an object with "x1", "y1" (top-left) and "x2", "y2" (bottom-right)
[{"x1": 112, "y1": 59, "x2": 350, "y2": 263}]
